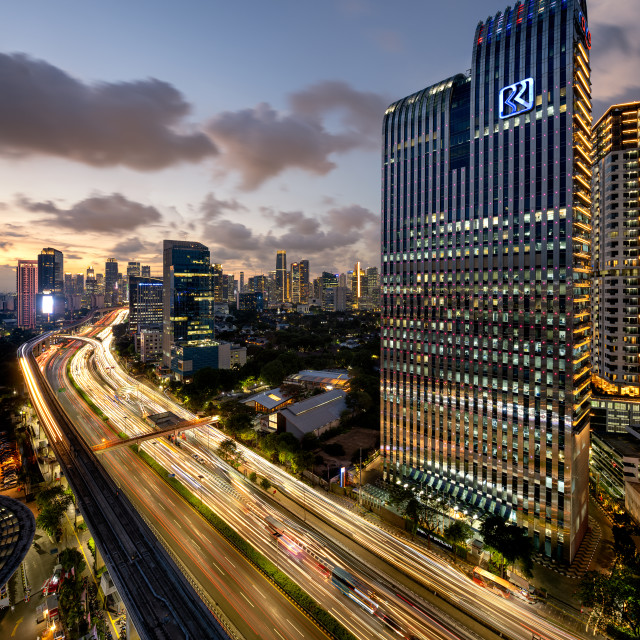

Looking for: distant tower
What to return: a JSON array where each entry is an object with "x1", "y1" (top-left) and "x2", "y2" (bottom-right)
[
  {"x1": 162, "y1": 240, "x2": 216, "y2": 378},
  {"x1": 104, "y1": 258, "x2": 119, "y2": 306},
  {"x1": 37, "y1": 248, "x2": 63, "y2": 294},
  {"x1": 275, "y1": 250, "x2": 287, "y2": 303},
  {"x1": 239, "y1": 272, "x2": 245, "y2": 294},
  {"x1": 17, "y1": 260, "x2": 38, "y2": 329},
  {"x1": 141, "y1": 265, "x2": 151, "y2": 277}
]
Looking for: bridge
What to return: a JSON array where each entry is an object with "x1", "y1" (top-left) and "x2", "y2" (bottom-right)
[{"x1": 92, "y1": 416, "x2": 216, "y2": 452}]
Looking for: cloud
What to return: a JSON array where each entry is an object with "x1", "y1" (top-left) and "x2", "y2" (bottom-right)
[
  {"x1": 0, "y1": 241, "x2": 13, "y2": 251},
  {"x1": 204, "y1": 220, "x2": 256, "y2": 251},
  {"x1": 199, "y1": 192, "x2": 247, "y2": 221},
  {"x1": 324, "y1": 204, "x2": 377, "y2": 234},
  {"x1": 109, "y1": 237, "x2": 151, "y2": 258},
  {"x1": 589, "y1": 0, "x2": 640, "y2": 117},
  {"x1": 0, "y1": 53, "x2": 217, "y2": 169},
  {"x1": 206, "y1": 82, "x2": 388, "y2": 189},
  {"x1": 18, "y1": 193, "x2": 162, "y2": 233}
]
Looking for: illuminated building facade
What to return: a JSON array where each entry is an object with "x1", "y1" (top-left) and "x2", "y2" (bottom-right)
[
  {"x1": 17, "y1": 260, "x2": 37, "y2": 329},
  {"x1": 275, "y1": 250, "x2": 287, "y2": 304},
  {"x1": 591, "y1": 102, "x2": 640, "y2": 397},
  {"x1": 291, "y1": 260, "x2": 310, "y2": 304},
  {"x1": 129, "y1": 276, "x2": 163, "y2": 333},
  {"x1": 381, "y1": 0, "x2": 592, "y2": 561},
  {"x1": 162, "y1": 240, "x2": 217, "y2": 378}
]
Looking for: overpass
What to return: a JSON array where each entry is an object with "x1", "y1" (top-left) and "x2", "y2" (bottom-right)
[
  {"x1": 92, "y1": 416, "x2": 216, "y2": 452},
  {"x1": 19, "y1": 334, "x2": 232, "y2": 640}
]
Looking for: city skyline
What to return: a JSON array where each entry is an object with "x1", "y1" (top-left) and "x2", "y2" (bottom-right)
[{"x1": 0, "y1": 0, "x2": 638, "y2": 290}]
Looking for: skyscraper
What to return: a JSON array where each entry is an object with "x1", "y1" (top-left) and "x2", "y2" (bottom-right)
[
  {"x1": 162, "y1": 240, "x2": 217, "y2": 378},
  {"x1": 291, "y1": 261, "x2": 310, "y2": 304},
  {"x1": 239, "y1": 271, "x2": 245, "y2": 294},
  {"x1": 105, "y1": 258, "x2": 119, "y2": 306},
  {"x1": 381, "y1": 0, "x2": 592, "y2": 561},
  {"x1": 141, "y1": 265, "x2": 151, "y2": 278},
  {"x1": 127, "y1": 262, "x2": 141, "y2": 277},
  {"x1": 17, "y1": 260, "x2": 37, "y2": 329},
  {"x1": 275, "y1": 250, "x2": 287, "y2": 303},
  {"x1": 37, "y1": 248, "x2": 63, "y2": 294},
  {"x1": 129, "y1": 276, "x2": 163, "y2": 333}
]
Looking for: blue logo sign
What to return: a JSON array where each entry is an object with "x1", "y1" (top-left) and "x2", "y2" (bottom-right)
[{"x1": 499, "y1": 78, "x2": 534, "y2": 119}]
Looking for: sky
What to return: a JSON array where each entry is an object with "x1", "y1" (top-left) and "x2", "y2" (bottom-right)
[{"x1": 1, "y1": 0, "x2": 639, "y2": 291}]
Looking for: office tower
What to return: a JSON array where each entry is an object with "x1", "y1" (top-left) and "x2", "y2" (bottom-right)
[
  {"x1": 37, "y1": 248, "x2": 63, "y2": 294},
  {"x1": 141, "y1": 265, "x2": 151, "y2": 277},
  {"x1": 381, "y1": 0, "x2": 592, "y2": 562},
  {"x1": 127, "y1": 262, "x2": 141, "y2": 277},
  {"x1": 163, "y1": 240, "x2": 217, "y2": 378},
  {"x1": 104, "y1": 258, "x2": 119, "y2": 306},
  {"x1": 366, "y1": 266, "x2": 380, "y2": 310},
  {"x1": 17, "y1": 260, "x2": 37, "y2": 329},
  {"x1": 291, "y1": 262, "x2": 302, "y2": 304},
  {"x1": 275, "y1": 250, "x2": 287, "y2": 303},
  {"x1": 86, "y1": 266, "x2": 95, "y2": 280},
  {"x1": 239, "y1": 272, "x2": 245, "y2": 294},
  {"x1": 64, "y1": 273, "x2": 84, "y2": 296},
  {"x1": 299, "y1": 260, "x2": 310, "y2": 303},
  {"x1": 321, "y1": 272, "x2": 339, "y2": 311},
  {"x1": 129, "y1": 276, "x2": 163, "y2": 333}
]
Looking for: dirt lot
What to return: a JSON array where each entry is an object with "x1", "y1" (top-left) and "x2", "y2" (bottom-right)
[{"x1": 317, "y1": 427, "x2": 379, "y2": 471}]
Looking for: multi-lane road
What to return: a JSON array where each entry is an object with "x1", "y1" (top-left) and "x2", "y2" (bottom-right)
[{"x1": 34, "y1": 312, "x2": 591, "y2": 640}]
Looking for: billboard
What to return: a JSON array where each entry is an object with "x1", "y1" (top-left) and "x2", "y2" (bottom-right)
[{"x1": 41, "y1": 295, "x2": 54, "y2": 314}]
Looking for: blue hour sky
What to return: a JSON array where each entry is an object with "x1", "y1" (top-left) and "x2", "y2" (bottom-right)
[{"x1": 0, "y1": 0, "x2": 637, "y2": 290}]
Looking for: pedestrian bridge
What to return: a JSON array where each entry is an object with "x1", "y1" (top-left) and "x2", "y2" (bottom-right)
[{"x1": 91, "y1": 416, "x2": 216, "y2": 453}]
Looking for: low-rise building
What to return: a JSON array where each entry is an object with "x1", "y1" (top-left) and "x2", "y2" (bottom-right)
[
  {"x1": 590, "y1": 432, "x2": 640, "y2": 501},
  {"x1": 229, "y1": 344, "x2": 247, "y2": 367},
  {"x1": 242, "y1": 387, "x2": 293, "y2": 430},
  {"x1": 277, "y1": 389, "x2": 348, "y2": 440},
  {"x1": 137, "y1": 330, "x2": 163, "y2": 363},
  {"x1": 284, "y1": 369, "x2": 351, "y2": 391}
]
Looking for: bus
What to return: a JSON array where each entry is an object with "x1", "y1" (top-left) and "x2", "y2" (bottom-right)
[
  {"x1": 472, "y1": 567, "x2": 512, "y2": 598},
  {"x1": 331, "y1": 567, "x2": 378, "y2": 614}
]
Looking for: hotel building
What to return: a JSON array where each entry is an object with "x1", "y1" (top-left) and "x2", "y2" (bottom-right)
[{"x1": 381, "y1": 0, "x2": 592, "y2": 561}]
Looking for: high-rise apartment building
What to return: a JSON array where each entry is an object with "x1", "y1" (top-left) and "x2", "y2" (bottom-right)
[
  {"x1": 17, "y1": 260, "x2": 38, "y2": 329},
  {"x1": 275, "y1": 250, "x2": 287, "y2": 303},
  {"x1": 64, "y1": 273, "x2": 85, "y2": 296},
  {"x1": 592, "y1": 102, "x2": 640, "y2": 395},
  {"x1": 141, "y1": 265, "x2": 151, "y2": 278},
  {"x1": 37, "y1": 248, "x2": 63, "y2": 294},
  {"x1": 127, "y1": 262, "x2": 141, "y2": 277},
  {"x1": 381, "y1": 0, "x2": 592, "y2": 561},
  {"x1": 104, "y1": 258, "x2": 119, "y2": 306},
  {"x1": 239, "y1": 272, "x2": 245, "y2": 294},
  {"x1": 162, "y1": 240, "x2": 218, "y2": 379}
]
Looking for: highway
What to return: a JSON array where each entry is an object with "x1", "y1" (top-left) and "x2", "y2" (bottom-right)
[
  {"x1": 43, "y1": 336, "x2": 329, "y2": 640},
  {"x1": 51, "y1": 312, "x2": 589, "y2": 640},
  {"x1": 19, "y1": 315, "x2": 231, "y2": 640},
  {"x1": 56, "y1": 315, "x2": 486, "y2": 640}
]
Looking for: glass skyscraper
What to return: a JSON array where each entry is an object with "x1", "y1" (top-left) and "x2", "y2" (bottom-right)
[
  {"x1": 381, "y1": 0, "x2": 592, "y2": 561},
  {"x1": 38, "y1": 247, "x2": 63, "y2": 294},
  {"x1": 162, "y1": 240, "x2": 217, "y2": 379}
]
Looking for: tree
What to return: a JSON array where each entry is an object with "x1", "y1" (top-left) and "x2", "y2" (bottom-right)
[
  {"x1": 480, "y1": 515, "x2": 533, "y2": 577},
  {"x1": 444, "y1": 521, "x2": 472, "y2": 560},
  {"x1": 216, "y1": 439, "x2": 243, "y2": 468},
  {"x1": 260, "y1": 477, "x2": 272, "y2": 491},
  {"x1": 59, "y1": 547, "x2": 86, "y2": 575},
  {"x1": 249, "y1": 471, "x2": 257, "y2": 483}
]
